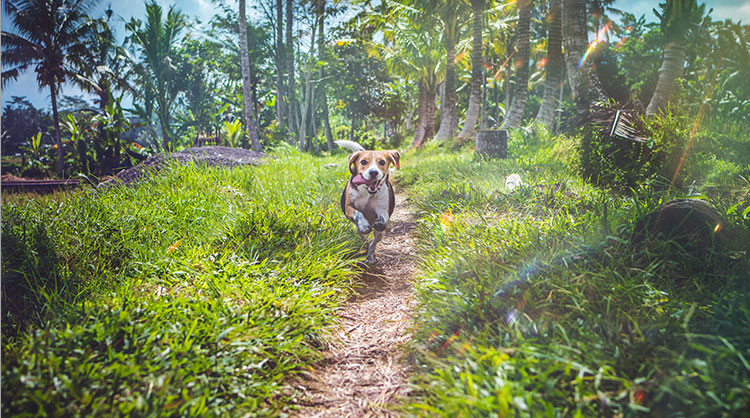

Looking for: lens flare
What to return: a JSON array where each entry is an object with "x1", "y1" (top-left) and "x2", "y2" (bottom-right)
[
  {"x1": 577, "y1": 23, "x2": 610, "y2": 70},
  {"x1": 671, "y1": 56, "x2": 724, "y2": 185},
  {"x1": 493, "y1": 49, "x2": 516, "y2": 80}
]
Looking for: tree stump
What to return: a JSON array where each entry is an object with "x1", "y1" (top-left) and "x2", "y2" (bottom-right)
[{"x1": 475, "y1": 130, "x2": 508, "y2": 159}]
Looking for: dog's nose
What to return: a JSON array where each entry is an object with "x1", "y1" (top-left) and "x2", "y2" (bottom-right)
[{"x1": 368, "y1": 169, "x2": 379, "y2": 179}]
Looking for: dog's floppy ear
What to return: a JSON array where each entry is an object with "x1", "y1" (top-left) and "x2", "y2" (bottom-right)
[
  {"x1": 348, "y1": 151, "x2": 363, "y2": 174},
  {"x1": 387, "y1": 150, "x2": 401, "y2": 169}
]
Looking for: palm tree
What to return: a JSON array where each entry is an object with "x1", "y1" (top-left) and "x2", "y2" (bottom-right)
[
  {"x1": 407, "y1": 0, "x2": 466, "y2": 141},
  {"x1": 239, "y1": 0, "x2": 263, "y2": 152},
  {"x1": 359, "y1": 1, "x2": 443, "y2": 148},
  {"x1": 646, "y1": 0, "x2": 708, "y2": 116},
  {"x1": 125, "y1": 1, "x2": 186, "y2": 150},
  {"x1": 562, "y1": 0, "x2": 608, "y2": 110},
  {"x1": 535, "y1": 0, "x2": 564, "y2": 130},
  {"x1": 69, "y1": 10, "x2": 131, "y2": 172},
  {"x1": 457, "y1": 0, "x2": 486, "y2": 140},
  {"x1": 2, "y1": 0, "x2": 101, "y2": 176},
  {"x1": 502, "y1": 0, "x2": 533, "y2": 129}
]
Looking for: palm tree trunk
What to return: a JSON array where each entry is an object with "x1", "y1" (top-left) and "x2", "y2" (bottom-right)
[
  {"x1": 435, "y1": 20, "x2": 458, "y2": 140},
  {"x1": 535, "y1": 0, "x2": 563, "y2": 130},
  {"x1": 276, "y1": 0, "x2": 286, "y2": 128},
  {"x1": 502, "y1": 0, "x2": 533, "y2": 129},
  {"x1": 562, "y1": 0, "x2": 607, "y2": 110},
  {"x1": 286, "y1": 0, "x2": 298, "y2": 144},
  {"x1": 240, "y1": 0, "x2": 263, "y2": 152},
  {"x1": 646, "y1": 41, "x2": 686, "y2": 116},
  {"x1": 50, "y1": 86, "x2": 64, "y2": 177},
  {"x1": 459, "y1": 0, "x2": 485, "y2": 140}
]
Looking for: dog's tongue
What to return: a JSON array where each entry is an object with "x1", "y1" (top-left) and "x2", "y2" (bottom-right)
[{"x1": 352, "y1": 173, "x2": 374, "y2": 185}]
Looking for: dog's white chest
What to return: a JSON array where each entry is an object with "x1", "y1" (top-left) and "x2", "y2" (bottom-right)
[{"x1": 349, "y1": 185, "x2": 389, "y2": 211}]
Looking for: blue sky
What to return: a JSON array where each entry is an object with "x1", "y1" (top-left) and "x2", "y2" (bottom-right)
[{"x1": 2, "y1": 0, "x2": 749, "y2": 111}]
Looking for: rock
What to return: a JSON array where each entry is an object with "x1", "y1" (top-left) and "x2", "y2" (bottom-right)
[{"x1": 634, "y1": 198, "x2": 729, "y2": 252}]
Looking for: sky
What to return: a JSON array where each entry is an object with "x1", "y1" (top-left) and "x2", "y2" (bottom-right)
[{"x1": 2, "y1": 0, "x2": 749, "y2": 111}]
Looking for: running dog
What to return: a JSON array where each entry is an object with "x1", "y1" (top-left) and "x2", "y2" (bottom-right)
[{"x1": 337, "y1": 140, "x2": 400, "y2": 263}]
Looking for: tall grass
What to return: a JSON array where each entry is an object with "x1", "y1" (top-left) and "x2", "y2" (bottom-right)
[
  {"x1": 1, "y1": 150, "x2": 362, "y2": 416},
  {"x1": 404, "y1": 131, "x2": 750, "y2": 416}
]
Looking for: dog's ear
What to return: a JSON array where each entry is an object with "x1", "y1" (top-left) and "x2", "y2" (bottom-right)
[
  {"x1": 348, "y1": 151, "x2": 363, "y2": 174},
  {"x1": 387, "y1": 151, "x2": 401, "y2": 169}
]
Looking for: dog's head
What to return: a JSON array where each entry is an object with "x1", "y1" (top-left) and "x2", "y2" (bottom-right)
[{"x1": 348, "y1": 150, "x2": 400, "y2": 194}]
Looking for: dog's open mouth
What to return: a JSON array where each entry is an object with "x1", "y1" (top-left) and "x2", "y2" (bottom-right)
[{"x1": 352, "y1": 173, "x2": 380, "y2": 194}]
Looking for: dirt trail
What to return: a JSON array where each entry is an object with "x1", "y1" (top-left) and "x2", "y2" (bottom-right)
[{"x1": 291, "y1": 192, "x2": 418, "y2": 417}]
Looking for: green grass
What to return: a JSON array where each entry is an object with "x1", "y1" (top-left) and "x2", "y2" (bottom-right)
[
  {"x1": 1, "y1": 149, "x2": 363, "y2": 416},
  {"x1": 403, "y1": 131, "x2": 750, "y2": 417}
]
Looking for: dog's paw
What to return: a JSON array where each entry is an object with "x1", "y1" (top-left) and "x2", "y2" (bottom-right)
[
  {"x1": 358, "y1": 224, "x2": 372, "y2": 234},
  {"x1": 365, "y1": 254, "x2": 376, "y2": 264},
  {"x1": 373, "y1": 215, "x2": 387, "y2": 231},
  {"x1": 354, "y1": 212, "x2": 371, "y2": 234}
]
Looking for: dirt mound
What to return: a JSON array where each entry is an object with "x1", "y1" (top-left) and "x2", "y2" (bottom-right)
[{"x1": 112, "y1": 146, "x2": 264, "y2": 185}]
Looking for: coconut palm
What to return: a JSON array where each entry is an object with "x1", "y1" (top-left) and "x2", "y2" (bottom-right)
[
  {"x1": 411, "y1": 0, "x2": 467, "y2": 141},
  {"x1": 457, "y1": 0, "x2": 486, "y2": 140},
  {"x1": 646, "y1": 0, "x2": 708, "y2": 116},
  {"x1": 2, "y1": 0, "x2": 101, "y2": 176},
  {"x1": 239, "y1": 0, "x2": 263, "y2": 152},
  {"x1": 124, "y1": 1, "x2": 187, "y2": 150},
  {"x1": 68, "y1": 10, "x2": 131, "y2": 172},
  {"x1": 535, "y1": 0, "x2": 564, "y2": 130},
  {"x1": 358, "y1": 1, "x2": 443, "y2": 147},
  {"x1": 562, "y1": 0, "x2": 608, "y2": 110},
  {"x1": 501, "y1": 0, "x2": 533, "y2": 129}
]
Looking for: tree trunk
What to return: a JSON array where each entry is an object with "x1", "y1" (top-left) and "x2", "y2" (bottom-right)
[
  {"x1": 158, "y1": 106, "x2": 171, "y2": 150},
  {"x1": 240, "y1": 0, "x2": 263, "y2": 152},
  {"x1": 412, "y1": 79, "x2": 428, "y2": 147},
  {"x1": 535, "y1": 0, "x2": 563, "y2": 129},
  {"x1": 50, "y1": 86, "x2": 64, "y2": 176},
  {"x1": 276, "y1": 0, "x2": 285, "y2": 128},
  {"x1": 562, "y1": 0, "x2": 607, "y2": 110},
  {"x1": 425, "y1": 79, "x2": 438, "y2": 141},
  {"x1": 286, "y1": 0, "x2": 297, "y2": 144},
  {"x1": 298, "y1": 19, "x2": 317, "y2": 151},
  {"x1": 458, "y1": 0, "x2": 485, "y2": 140},
  {"x1": 502, "y1": 0, "x2": 533, "y2": 129},
  {"x1": 646, "y1": 41, "x2": 686, "y2": 116},
  {"x1": 480, "y1": 52, "x2": 488, "y2": 129},
  {"x1": 435, "y1": 19, "x2": 458, "y2": 140},
  {"x1": 317, "y1": 0, "x2": 335, "y2": 151}
]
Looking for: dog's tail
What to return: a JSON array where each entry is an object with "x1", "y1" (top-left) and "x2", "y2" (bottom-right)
[{"x1": 334, "y1": 140, "x2": 365, "y2": 152}]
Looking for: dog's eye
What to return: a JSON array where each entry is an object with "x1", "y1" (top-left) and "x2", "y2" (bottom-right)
[
  {"x1": 379, "y1": 160, "x2": 386, "y2": 166},
  {"x1": 360, "y1": 160, "x2": 368, "y2": 165}
]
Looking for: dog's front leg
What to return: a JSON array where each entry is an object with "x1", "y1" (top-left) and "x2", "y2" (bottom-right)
[
  {"x1": 366, "y1": 229, "x2": 384, "y2": 263},
  {"x1": 352, "y1": 211, "x2": 372, "y2": 235}
]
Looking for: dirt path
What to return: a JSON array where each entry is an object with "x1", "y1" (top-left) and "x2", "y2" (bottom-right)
[{"x1": 290, "y1": 192, "x2": 418, "y2": 417}]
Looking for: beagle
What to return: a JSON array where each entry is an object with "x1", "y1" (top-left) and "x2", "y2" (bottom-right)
[{"x1": 340, "y1": 147, "x2": 401, "y2": 263}]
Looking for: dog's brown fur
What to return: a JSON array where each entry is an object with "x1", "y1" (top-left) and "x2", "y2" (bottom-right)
[{"x1": 341, "y1": 150, "x2": 400, "y2": 263}]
